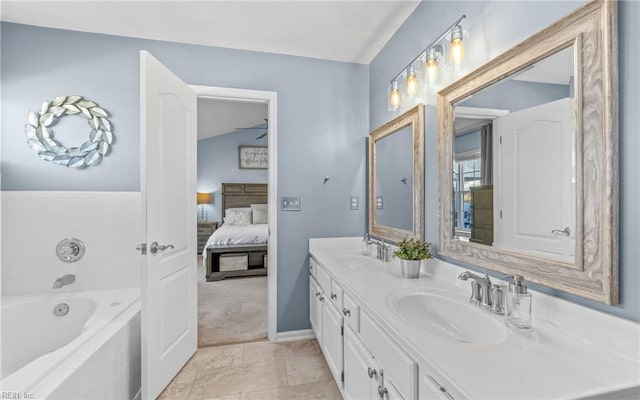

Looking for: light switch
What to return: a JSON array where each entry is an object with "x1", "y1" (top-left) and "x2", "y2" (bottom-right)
[
  {"x1": 282, "y1": 196, "x2": 301, "y2": 211},
  {"x1": 350, "y1": 196, "x2": 359, "y2": 210},
  {"x1": 376, "y1": 196, "x2": 384, "y2": 209}
]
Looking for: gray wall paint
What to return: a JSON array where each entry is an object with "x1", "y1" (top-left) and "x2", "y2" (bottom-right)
[
  {"x1": 197, "y1": 130, "x2": 268, "y2": 223},
  {"x1": 459, "y1": 80, "x2": 570, "y2": 112},
  {"x1": 1, "y1": 22, "x2": 369, "y2": 331},
  {"x1": 375, "y1": 125, "x2": 413, "y2": 230},
  {"x1": 370, "y1": 0, "x2": 640, "y2": 321}
]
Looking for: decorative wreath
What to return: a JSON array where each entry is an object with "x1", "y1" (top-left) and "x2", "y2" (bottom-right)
[{"x1": 25, "y1": 96, "x2": 113, "y2": 168}]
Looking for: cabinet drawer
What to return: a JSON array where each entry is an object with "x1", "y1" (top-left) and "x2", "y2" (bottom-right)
[
  {"x1": 360, "y1": 311, "x2": 417, "y2": 400},
  {"x1": 329, "y1": 280, "x2": 344, "y2": 309},
  {"x1": 342, "y1": 292, "x2": 360, "y2": 332},
  {"x1": 316, "y1": 263, "x2": 331, "y2": 293}
]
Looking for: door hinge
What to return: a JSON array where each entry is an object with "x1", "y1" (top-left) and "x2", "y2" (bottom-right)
[
  {"x1": 341, "y1": 326, "x2": 344, "y2": 336},
  {"x1": 500, "y1": 210, "x2": 503, "y2": 219},
  {"x1": 341, "y1": 371, "x2": 344, "y2": 382},
  {"x1": 135, "y1": 243, "x2": 147, "y2": 255},
  {"x1": 500, "y1": 135, "x2": 503, "y2": 144}
]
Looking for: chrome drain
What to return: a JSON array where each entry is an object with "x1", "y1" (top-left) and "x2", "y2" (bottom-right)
[{"x1": 53, "y1": 303, "x2": 70, "y2": 317}]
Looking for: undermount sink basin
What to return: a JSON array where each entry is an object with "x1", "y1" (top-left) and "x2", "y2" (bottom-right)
[{"x1": 387, "y1": 290, "x2": 507, "y2": 345}]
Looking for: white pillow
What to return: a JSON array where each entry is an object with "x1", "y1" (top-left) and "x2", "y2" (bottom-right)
[
  {"x1": 251, "y1": 204, "x2": 268, "y2": 224},
  {"x1": 224, "y1": 207, "x2": 252, "y2": 225}
]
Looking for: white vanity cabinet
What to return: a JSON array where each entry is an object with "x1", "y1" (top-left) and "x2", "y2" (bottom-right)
[
  {"x1": 309, "y1": 276, "x2": 323, "y2": 346},
  {"x1": 344, "y1": 325, "x2": 381, "y2": 400},
  {"x1": 322, "y1": 293, "x2": 344, "y2": 384}
]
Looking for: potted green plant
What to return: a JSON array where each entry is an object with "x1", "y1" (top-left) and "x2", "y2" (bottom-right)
[{"x1": 394, "y1": 238, "x2": 432, "y2": 278}]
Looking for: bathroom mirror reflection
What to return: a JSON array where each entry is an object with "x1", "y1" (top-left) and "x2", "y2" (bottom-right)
[
  {"x1": 369, "y1": 104, "x2": 424, "y2": 242},
  {"x1": 452, "y1": 46, "x2": 576, "y2": 263},
  {"x1": 436, "y1": 0, "x2": 618, "y2": 305},
  {"x1": 375, "y1": 125, "x2": 413, "y2": 231}
]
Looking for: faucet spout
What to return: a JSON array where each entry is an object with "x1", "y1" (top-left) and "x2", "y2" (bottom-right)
[
  {"x1": 458, "y1": 271, "x2": 492, "y2": 309},
  {"x1": 53, "y1": 274, "x2": 76, "y2": 289}
]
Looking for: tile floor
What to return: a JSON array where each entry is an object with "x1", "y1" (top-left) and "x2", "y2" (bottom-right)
[{"x1": 158, "y1": 339, "x2": 342, "y2": 400}]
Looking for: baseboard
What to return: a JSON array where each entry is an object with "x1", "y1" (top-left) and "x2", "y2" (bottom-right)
[{"x1": 275, "y1": 329, "x2": 315, "y2": 342}]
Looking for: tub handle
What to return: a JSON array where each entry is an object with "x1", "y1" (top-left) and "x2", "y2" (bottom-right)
[{"x1": 150, "y1": 242, "x2": 175, "y2": 254}]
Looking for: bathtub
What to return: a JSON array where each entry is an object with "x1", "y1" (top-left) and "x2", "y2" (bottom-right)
[{"x1": 1, "y1": 288, "x2": 141, "y2": 399}]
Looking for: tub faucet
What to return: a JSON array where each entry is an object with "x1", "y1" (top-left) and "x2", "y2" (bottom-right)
[
  {"x1": 53, "y1": 274, "x2": 76, "y2": 289},
  {"x1": 458, "y1": 271, "x2": 492, "y2": 309}
]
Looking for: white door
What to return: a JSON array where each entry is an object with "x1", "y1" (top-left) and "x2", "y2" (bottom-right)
[
  {"x1": 496, "y1": 97, "x2": 574, "y2": 260},
  {"x1": 140, "y1": 51, "x2": 197, "y2": 399},
  {"x1": 322, "y1": 300, "x2": 344, "y2": 387},
  {"x1": 344, "y1": 326, "x2": 379, "y2": 400}
]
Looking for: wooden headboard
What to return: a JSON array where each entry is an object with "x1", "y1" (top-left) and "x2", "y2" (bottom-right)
[{"x1": 221, "y1": 183, "x2": 268, "y2": 217}]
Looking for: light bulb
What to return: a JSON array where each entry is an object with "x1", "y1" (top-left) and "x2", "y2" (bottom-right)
[
  {"x1": 389, "y1": 80, "x2": 401, "y2": 111},
  {"x1": 425, "y1": 47, "x2": 440, "y2": 83},
  {"x1": 406, "y1": 66, "x2": 419, "y2": 97},
  {"x1": 450, "y1": 25, "x2": 465, "y2": 65}
]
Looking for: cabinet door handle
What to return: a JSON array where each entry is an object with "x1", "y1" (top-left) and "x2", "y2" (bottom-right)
[
  {"x1": 319, "y1": 295, "x2": 324, "y2": 302},
  {"x1": 315, "y1": 292, "x2": 321, "y2": 297},
  {"x1": 330, "y1": 293, "x2": 337, "y2": 300},
  {"x1": 377, "y1": 385, "x2": 387, "y2": 399},
  {"x1": 343, "y1": 308, "x2": 351, "y2": 317},
  {"x1": 367, "y1": 367, "x2": 377, "y2": 379},
  {"x1": 309, "y1": 265, "x2": 313, "y2": 271}
]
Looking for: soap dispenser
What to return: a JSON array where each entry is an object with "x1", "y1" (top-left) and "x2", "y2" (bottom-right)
[
  {"x1": 505, "y1": 275, "x2": 532, "y2": 330},
  {"x1": 362, "y1": 233, "x2": 371, "y2": 256}
]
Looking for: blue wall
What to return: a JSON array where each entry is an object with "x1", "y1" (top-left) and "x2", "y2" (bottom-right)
[
  {"x1": 1, "y1": 22, "x2": 369, "y2": 331},
  {"x1": 369, "y1": 0, "x2": 639, "y2": 321},
  {"x1": 197, "y1": 131, "x2": 268, "y2": 223}
]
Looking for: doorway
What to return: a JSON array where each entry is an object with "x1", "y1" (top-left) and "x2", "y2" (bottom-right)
[
  {"x1": 196, "y1": 96, "x2": 269, "y2": 346},
  {"x1": 191, "y1": 85, "x2": 278, "y2": 345}
]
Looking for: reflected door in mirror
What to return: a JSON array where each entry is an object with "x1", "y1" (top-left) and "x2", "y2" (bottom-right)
[{"x1": 452, "y1": 45, "x2": 576, "y2": 263}]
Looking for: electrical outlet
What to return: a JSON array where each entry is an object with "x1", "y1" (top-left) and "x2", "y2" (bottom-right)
[
  {"x1": 376, "y1": 196, "x2": 384, "y2": 209},
  {"x1": 281, "y1": 196, "x2": 301, "y2": 211},
  {"x1": 350, "y1": 196, "x2": 359, "y2": 210}
]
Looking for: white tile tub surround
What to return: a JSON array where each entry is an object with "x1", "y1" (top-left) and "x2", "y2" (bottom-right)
[
  {"x1": 1, "y1": 191, "x2": 141, "y2": 295},
  {"x1": 309, "y1": 237, "x2": 640, "y2": 363}
]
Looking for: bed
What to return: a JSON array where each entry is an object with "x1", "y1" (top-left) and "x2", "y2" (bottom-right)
[{"x1": 204, "y1": 183, "x2": 269, "y2": 281}]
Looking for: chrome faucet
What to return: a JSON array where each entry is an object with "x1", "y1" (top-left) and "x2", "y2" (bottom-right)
[
  {"x1": 458, "y1": 271, "x2": 492, "y2": 309},
  {"x1": 53, "y1": 274, "x2": 76, "y2": 289},
  {"x1": 373, "y1": 240, "x2": 391, "y2": 262}
]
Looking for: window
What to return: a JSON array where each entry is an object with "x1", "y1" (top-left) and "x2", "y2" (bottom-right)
[{"x1": 453, "y1": 152, "x2": 481, "y2": 237}]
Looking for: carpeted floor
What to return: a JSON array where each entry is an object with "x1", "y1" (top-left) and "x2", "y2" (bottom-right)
[{"x1": 198, "y1": 256, "x2": 267, "y2": 347}]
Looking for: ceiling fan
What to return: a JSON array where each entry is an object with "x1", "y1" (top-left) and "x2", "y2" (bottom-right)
[{"x1": 235, "y1": 118, "x2": 268, "y2": 140}]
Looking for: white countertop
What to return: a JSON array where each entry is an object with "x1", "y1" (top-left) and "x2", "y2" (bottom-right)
[{"x1": 309, "y1": 238, "x2": 640, "y2": 400}]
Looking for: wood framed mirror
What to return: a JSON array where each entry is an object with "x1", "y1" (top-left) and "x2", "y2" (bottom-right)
[
  {"x1": 437, "y1": 0, "x2": 618, "y2": 304},
  {"x1": 369, "y1": 104, "x2": 425, "y2": 242}
]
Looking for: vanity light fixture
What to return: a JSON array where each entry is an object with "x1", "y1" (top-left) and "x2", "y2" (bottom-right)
[
  {"x1": 450, "y1": 25, "x2": 465, "y2": 65},
  {"x1": 425, "y1": 46, "x2": 443, "y2": 84},
  {"x1": 388, "y1": 80, "x2": 402, "y2": 111},
  {"x1": 387, "y1": 14, "x2": 467, "y2": 111},
  {"x1": 405, "y1": 66, "x2": 420, "y2": 98}
]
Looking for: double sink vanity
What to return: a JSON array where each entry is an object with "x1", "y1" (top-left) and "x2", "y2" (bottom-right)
[
  {"x1": 307, "y1": 2, "x2": 639, "y2": 399},
  {"x1": 308, "y1": 237, "x2": 639, "y2": 400}
]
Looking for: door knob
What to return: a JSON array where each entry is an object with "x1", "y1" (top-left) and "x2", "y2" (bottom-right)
[{"x1": 149, "y1": 241, "x2": 175, "y2": 254}]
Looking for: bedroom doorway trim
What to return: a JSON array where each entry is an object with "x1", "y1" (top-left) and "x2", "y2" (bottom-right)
[{"x1": 190, "y1": 84, "x2": 278, "y2": 342}]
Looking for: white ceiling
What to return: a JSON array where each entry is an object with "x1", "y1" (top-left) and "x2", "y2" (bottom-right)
[
  {"x1": 1, "y1": 0, "x2": 420, "y2": 64},
  {"x1": 197, "y1": 99, "x2": 267, "y2": 141},
  {"x1": 512, "y1": 46, "x2": 574, "y2": 85}
]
